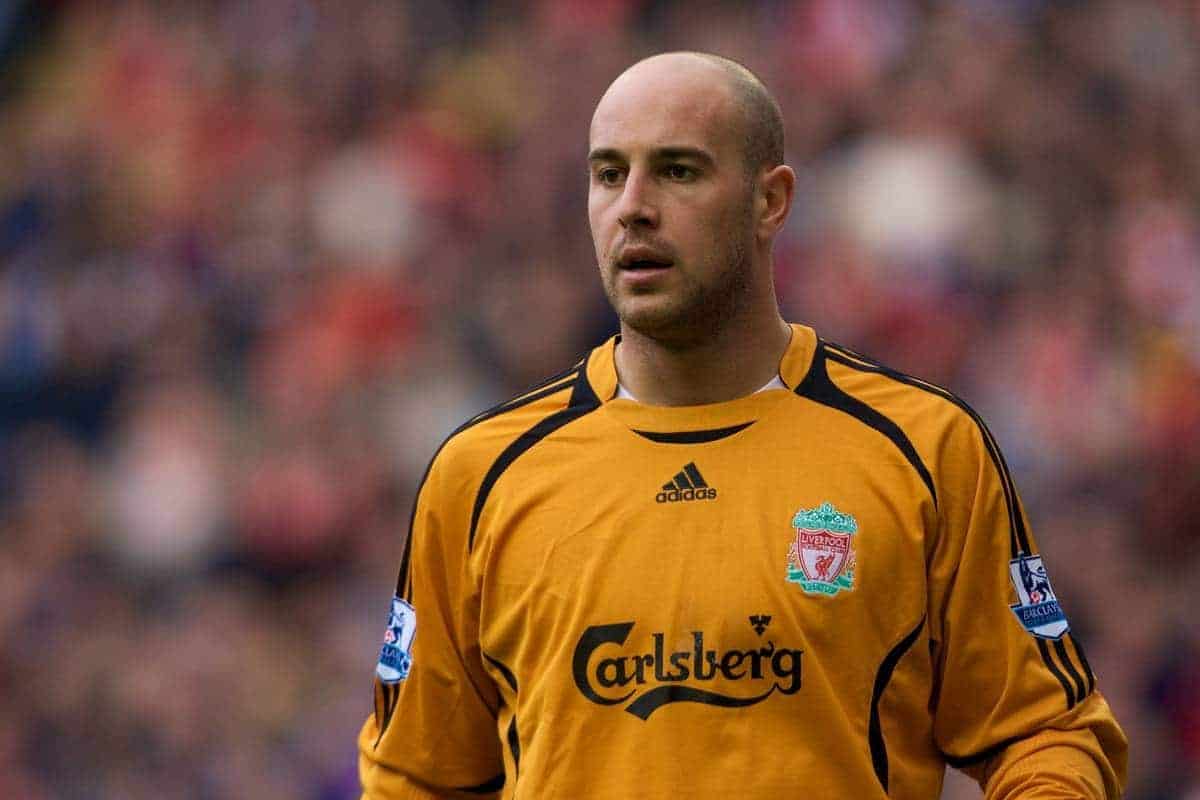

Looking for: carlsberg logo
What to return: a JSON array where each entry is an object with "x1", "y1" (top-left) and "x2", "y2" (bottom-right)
[{"x1": 572, "y1": 621, "x2": 803, "y2": 720}]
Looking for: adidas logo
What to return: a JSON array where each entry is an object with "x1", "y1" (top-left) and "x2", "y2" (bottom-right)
[{"x1": 656, "y1": 462, "x2": 718, "y2": 503}]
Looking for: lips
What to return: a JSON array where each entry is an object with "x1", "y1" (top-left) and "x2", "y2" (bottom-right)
[{"x1": 616, "y1": 247, "x2": 674, "y2": 271}]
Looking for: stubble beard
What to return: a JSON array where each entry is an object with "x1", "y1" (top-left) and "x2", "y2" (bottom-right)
[{"x1": 603, "y1": 207, "x2": 757, "y2": 349}]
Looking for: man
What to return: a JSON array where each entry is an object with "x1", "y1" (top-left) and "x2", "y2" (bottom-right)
[{"x1": 359, "y1": 52, "x2": 1127, "y2": 799}]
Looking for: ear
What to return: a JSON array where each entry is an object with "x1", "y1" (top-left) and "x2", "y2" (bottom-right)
[{"x1": 755, "y1": 164, "x2": 796, "y2": 241}]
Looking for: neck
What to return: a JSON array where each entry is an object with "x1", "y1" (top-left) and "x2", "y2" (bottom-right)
[{"x1": 615, "y1": 306, "x2": 793, "y2": 407}]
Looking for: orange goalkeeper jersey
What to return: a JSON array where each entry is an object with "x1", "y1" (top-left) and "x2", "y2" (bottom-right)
[{"x1": 358, "y1": 324, "x2": 1127, "y2": 799}]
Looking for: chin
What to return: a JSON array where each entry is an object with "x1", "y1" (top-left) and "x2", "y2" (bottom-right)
[{"x1": 614, "y1": 298, "x2": 703, "y2": 344}]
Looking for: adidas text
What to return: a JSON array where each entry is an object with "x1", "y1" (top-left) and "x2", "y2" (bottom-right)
[{"x1": 656, "y1": 487, "x2": 717, "y2": 503}]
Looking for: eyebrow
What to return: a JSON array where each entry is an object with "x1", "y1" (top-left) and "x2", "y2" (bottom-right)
[{"x1": 587, "y1": 146, "x2": 716, "y2": 167}]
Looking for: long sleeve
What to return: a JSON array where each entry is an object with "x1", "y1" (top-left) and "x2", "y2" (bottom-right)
[
  {"x1": 358, "y1": 441, "x2": 504, "y2": 799},
  {"x1": 968, "y1": 733, "x2": 1114, "y2": 798},
  {"x1": 927, "y1": 409, "x2": 1128, "y2": 798}
]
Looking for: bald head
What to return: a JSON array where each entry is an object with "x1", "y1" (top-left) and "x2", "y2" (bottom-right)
[{"x1": 595, "y1": 52, "x2": 785, "y2": 177}]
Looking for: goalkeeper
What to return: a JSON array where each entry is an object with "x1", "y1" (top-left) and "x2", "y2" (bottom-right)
[{"x1": 358, "y1": 51, "x2": 1127, "y2": 799}]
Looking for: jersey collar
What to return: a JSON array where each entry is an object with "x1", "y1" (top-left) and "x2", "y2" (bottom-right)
[{"x1": 581, "y1": 323, "x2": 817, "y2": 431}]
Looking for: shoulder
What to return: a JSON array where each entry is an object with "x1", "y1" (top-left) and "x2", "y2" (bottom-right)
[
  {"x1": 795, "y1": 338, "x2": 1006, "y2": 506},
  {"x1": 799, "y1": 337, "x2": 987, "y2": 445},
  {"x1": 802, "y1": 340, "x2": 964, "y2": 421},
  {"x1": 432, "y1": 360, "x2": 587, "y2": 474}
]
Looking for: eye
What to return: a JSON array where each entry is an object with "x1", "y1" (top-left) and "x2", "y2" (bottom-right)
[
  {"x1": 664, "y1": 163, "x2": 695, "y2": 181},
  {"x1": 595, "y1": 166, "x2": 624, "y2": 186}
]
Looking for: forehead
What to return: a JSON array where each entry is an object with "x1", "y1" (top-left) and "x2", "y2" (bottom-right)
[{"x1": 589, "y1": 65, "x2": 742, "y2": 157}]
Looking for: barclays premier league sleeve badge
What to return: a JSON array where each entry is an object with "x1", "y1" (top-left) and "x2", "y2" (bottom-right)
[
  {"x1": 377, "y1": 596, "x2": 417, "y2": 683},
  {"x1": 1008, "y1": 555, "x2": 1069, "y2": 640}
]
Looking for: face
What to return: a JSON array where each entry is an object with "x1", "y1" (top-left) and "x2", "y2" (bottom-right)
[{"x1": 588, "y1": 61, "x2": 759, "y2": 344}]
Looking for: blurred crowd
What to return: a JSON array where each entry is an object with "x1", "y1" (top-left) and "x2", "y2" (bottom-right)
[{"x1": 0, "y1": 0, "x2": 1197, "y2": 797}]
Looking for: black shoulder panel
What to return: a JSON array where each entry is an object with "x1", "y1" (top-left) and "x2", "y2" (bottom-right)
[
  {"x1": 393, "y1": 365, "x2": 580, "y2": 599},
  {"x1": 823, "y1": 342, "x2": 1032, "y2": 557},
  {"x1": 795, "y1": 344, "x2": 938, "y2": 508},
  {"x1": 468, "y1": 369, "x2": 601, "y2": 551}
]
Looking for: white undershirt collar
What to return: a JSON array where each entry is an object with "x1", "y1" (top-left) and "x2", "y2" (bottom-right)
[{"x1": 615, "y1": 374, "x2": 786, "y2": 402}]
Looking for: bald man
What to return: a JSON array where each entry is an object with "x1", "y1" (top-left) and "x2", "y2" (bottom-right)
[{"x1": 358, "y1": 53, "x2": 1127, "y2": 799}]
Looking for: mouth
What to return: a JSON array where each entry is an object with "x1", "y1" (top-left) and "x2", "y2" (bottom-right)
[
  {"x1": 621, "y1": 259, "x2": 674, "y2": 271},
  {"x1": 613, "y1": 255, "x2": 674, "y2": 291},
  {"x1": 616, "y1": 248, "x2": 675, "y2": 272}
]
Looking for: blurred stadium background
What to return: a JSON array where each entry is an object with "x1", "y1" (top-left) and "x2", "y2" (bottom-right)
[{"x1": 0, "y1": 1, "x2": 1196, "y2": 797}]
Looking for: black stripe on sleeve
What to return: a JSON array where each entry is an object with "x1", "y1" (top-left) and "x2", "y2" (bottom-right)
[
  {"x1": 1054, "y1": 638, "x2": 1087, "y2": 704},
  {"x1": 395, "y1": 502, "x2": 416, "y2": 601},
  {"x1": 795, "y1": 345, "x2": 938, "y2": 508},
  {"x1": 393, "y1": 472, "x2": 422, "y2": 601},
  {"x1": 631, "y1": 421, "x2": 755, "y2": 443},
  {"x1": 482, "y1": 652, "x2": 519, "y2": 693},
  {"x1": 481, "y1": 652, "x2": 522, "y2": 785},
  {"x1": 506, "y1": 717, "x2": 521, "y2": 778},
  {"x1": 824, "y1": 343, "x2": 1027, "y2": 557},
  {"x1": 1069, "y1": 634, "x2": 1097, "y2": 696},
  {"x1": 469, "y1": 370, "x2": 601, "y2": 551},
  {"x1": 373, "y1": 681, "x2": 401, "y2": 749},
  {"x1": 1037, "y1": 638, "x2": 1079, "y2": 709},
  {"x1": 868, "y1": 617, "x2": 926, "y2": 793}
]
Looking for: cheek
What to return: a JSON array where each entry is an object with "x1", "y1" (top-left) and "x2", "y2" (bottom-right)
[
  {"x1": 710, "y1": 194, "x2": 754, "y2": 243},
  {"x1": 587, "y1": 186, "x2": 609, "y2": 225},
  {"x1": 587, "y1": 197, "x2": 614, "y2": 255}
]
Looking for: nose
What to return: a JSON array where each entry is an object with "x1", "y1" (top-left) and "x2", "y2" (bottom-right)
[{"x1": 616, "y1": 171, "x2": 659, "y2": 229}]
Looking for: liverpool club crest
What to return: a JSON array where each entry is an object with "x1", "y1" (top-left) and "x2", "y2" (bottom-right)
[{"x1": 787, "y1": 502, "x2": 858, "y2": 596}]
